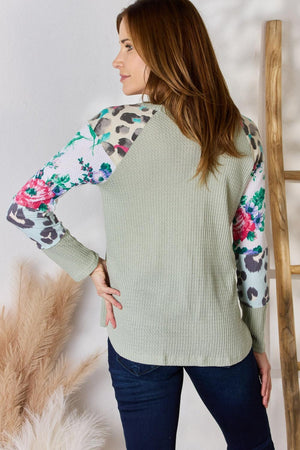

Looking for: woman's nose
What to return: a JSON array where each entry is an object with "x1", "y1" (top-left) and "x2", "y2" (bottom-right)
[{"x1": 112, "y1": 51, "x2": 123, "y2": 69}]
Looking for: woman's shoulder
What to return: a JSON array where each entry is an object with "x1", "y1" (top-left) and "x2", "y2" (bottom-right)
[
  {"x1": 240, "y1": 115, "x2": 264, "y2": 162},
  {"x1": 87, "y1": 103, "x2": 158, "y2": 165},
  {"x1": 240, "y1": 115, "x2": 260, "y2": 136},
  {"x1": 88, "y1": 102, "x2": 158, "y2": 130}
]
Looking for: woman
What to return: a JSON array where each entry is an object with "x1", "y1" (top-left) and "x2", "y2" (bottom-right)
[{"x1": 7, "y1": 0, "x2": 274, "y2": 448}]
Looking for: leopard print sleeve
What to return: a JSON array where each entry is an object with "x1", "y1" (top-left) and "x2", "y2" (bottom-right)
[{"x1": 232, "y1": 118, "x2": 269, "y2": 310}]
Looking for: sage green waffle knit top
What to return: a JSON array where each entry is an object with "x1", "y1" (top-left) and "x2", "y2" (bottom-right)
[{"x1": 7, "y1": 102, "x2": 269, "y2": 366}]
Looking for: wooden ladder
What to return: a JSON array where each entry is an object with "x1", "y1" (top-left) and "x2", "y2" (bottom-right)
[{"x1": 265, "y1": 20, "x2": 300, "y2": 450}]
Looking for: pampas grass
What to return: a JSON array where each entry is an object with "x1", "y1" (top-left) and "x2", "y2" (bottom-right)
[
  {"x1": 0, "y1": 262, "x2": 105, "y2": 448},
  {"x1": 2, "y1": 388, "x2": 106, "y2": 450}
]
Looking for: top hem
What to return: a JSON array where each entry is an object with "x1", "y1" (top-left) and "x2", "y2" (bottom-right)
[{"x1": 107, "y1": 332, "x2": 253, "y2": 367}]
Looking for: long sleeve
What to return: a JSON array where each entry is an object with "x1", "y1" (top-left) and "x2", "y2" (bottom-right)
[
  {"x1": 7, "y1": 120, "x2": 116, "y2": 281},
  {"x1": 233, "y1": 122, "x2": 269, "y2": 353}
]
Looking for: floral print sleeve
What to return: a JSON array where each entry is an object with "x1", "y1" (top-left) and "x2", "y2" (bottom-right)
[
  {"x1": 233, "y1": 118, "x2": 269, "y2": 310},
  {"x1": 7, "y1": 103, "x2": 157, "y2": 281},
  {"x1": 7, "y1": 123, "x2": 116, "y2": 249}
]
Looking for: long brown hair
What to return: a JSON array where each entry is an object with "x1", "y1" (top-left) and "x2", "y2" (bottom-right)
[{"x1": 117, "y1": 0, "x2": 242, "y2": 185}]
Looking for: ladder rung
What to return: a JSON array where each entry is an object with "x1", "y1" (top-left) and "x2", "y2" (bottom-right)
[
  {"x1": 291, "y1": 265, "x2": 300, "y2": 275},
  {"x1": 284, "y1": 171, "x2": 300, "y2": 181}
]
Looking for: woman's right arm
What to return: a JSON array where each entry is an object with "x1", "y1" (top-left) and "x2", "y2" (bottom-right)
[
  {"x1": 232, "y1": 119, "x2": 272, "y2": 407},
  {"x1": 7, "y1": 120, "x2": 114, "y2": 281},
  {"x1": 232, "y1": 119, "x2": 269, "y2": 354}
]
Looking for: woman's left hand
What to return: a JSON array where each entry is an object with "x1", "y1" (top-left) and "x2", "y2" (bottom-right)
[{"x1": 253, "y1": 351, "x2": 272, "y2": 408}]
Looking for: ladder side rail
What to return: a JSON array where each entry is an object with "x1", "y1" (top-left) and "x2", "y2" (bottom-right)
[{"x1": 265, "y1": 20, "x2": 300, "y2": 450}]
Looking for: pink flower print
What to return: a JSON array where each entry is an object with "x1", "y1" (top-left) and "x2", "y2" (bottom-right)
[
  {"x1": 15, "y1": 178, "x2": 55, "y2": 210},
  {"x1": 233, "y1": 207, "x2": 256, "y2": 242}
]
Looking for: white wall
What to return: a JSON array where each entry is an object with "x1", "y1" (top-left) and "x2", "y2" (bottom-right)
[{"x1": 1, "y1": 0, "x2": 299, "y2": 448}]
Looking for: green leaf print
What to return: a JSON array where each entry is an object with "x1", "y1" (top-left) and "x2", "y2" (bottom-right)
[
  {"x1": 48, "y1": 174, "x2": 70, "y2": 189},
  {"x1": 247, "y1": 231, "x2": 256, "y2": 241},
  {"x1": 26, "y1": 187, "x2": 37, "y2": 196},
  {"x1": 88, "y1": 125, "x2": 110, "y2": 155},
  {"x1": 251, "y1": 188, "x2": 265, "y2": 210},
  {"x1": 89, "y1": 125, "x2": 97, "y2": 140},
  {"x1": 38, "y1": 203, "x2": 49, "y2": 212},
  {"x1": 53, "y1": 150, "x2": 66, "y2": 160},
  {"x1": 65, "y1": 132, "x2": 86, "y2": 149},
  {"x1": 101, "y1": 162, "x2": 112, "y2": 173},
  {"x1": 232, "y1": 245, "x2": 248, "y2": 254},
  {"x1": 240, "y1": 195, "x2": 247, "y2": 206}
]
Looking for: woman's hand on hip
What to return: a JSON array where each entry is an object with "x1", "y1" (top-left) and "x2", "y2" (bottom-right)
[
  {"x1": 90, "y1": 259, "x2": 121, "y2": 329},
  {"x1": 253, "y1": 351, "x2": 272, "y2": 408}
]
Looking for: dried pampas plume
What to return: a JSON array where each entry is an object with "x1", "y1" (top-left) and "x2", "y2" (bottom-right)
[
  {"x1": 2, "y1": 388, "x2": 106, "y2": 450},
  {"x1": 0, "y1": 262, "x2": 105, "y2": 448}
]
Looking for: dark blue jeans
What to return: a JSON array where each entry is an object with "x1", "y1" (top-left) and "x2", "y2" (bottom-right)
[{"x1": 108, "y1": 338, "x2": 274, "y2": 450}]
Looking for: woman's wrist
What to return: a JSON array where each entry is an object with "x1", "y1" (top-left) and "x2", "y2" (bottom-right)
[{"x1": 89, "y1": 257, "x2": 106, "y2": 277}]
